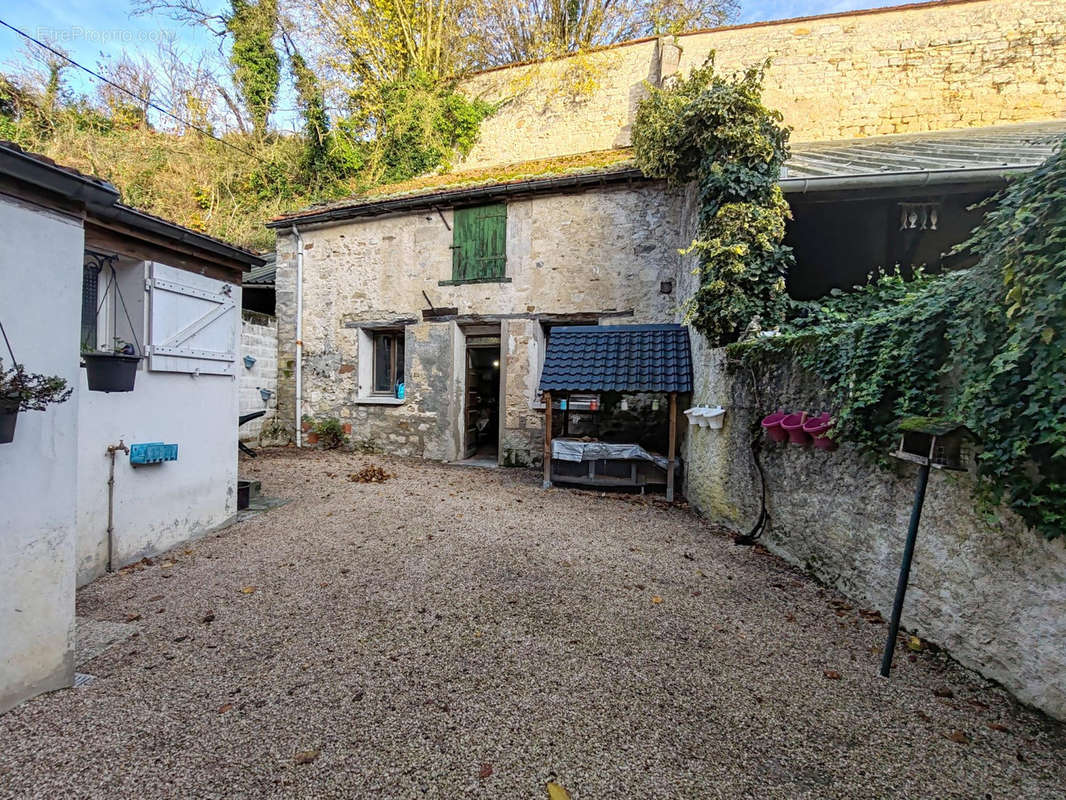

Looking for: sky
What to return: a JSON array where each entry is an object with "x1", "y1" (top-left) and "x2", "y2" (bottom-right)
[{"x1": 0, "y1": 0, "x2": 909, "y2": 127}]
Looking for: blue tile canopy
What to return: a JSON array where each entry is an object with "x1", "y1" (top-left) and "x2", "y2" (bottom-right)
[{"x1": 538, "y1": 324, "x2": 693, "y2": 393}]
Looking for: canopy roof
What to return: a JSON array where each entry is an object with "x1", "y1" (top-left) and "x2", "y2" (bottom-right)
[{"x1": 538, "y1": 324, "x2": 693, "y2": 394}]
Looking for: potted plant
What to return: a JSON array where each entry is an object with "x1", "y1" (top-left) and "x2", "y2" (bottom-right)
[
  {"x1": 83, "y1": 338, "x2": 141, "y2": 393},
  {"x1": 0, "y1": 357, "x2": 73, "y2": 444}
]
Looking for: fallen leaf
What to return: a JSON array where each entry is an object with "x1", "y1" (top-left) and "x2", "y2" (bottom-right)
[
  {"x1": 124, "y1": 613, "x2": 142, "y2": 622},
  {"x1": 651, "y1": 596, "x2": 663, "y2": 604},
  {"x1": 933, "y1": 686, "x2": 954, "y2": 698},
  {"x1": 986, "y1": 722, "x2": 1010, "y2": 733},
  {"x1": 201, "y1": 612, "x2": 216, "y2": 623},
  {"x1": 547, "y1": 782, "x2": 571, "y2": 800},
  {"x1": 240, "y1": 586, "x2": 256, "y2": 595},
  {"x1": 691, "y1": 591, "x2": 702, "y2": 598},
  {"x1": 218, "y1": 703, "x2": 233, "y2": 714},
  {"x1": 148, "y1": 595, "x2": 164, "y2": 602},
  {"x1": 823, "y1": 670, "x2": 842, "y2": 680},
  {"x1": 294, "y1": 750, "x2": 319, "y2": 764},
  {"x1": 943, "y1": 730, "x2": 970, "y2": 745},
  {"x1": 478, "y1": 763, "x2": 493, "y2": 779},
  {"x1": 907, "y1": 635, "x2": 924, "y2": 652}
]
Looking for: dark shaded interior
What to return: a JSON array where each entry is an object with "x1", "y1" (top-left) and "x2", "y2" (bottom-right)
[{"x1": 785, "y1": 185, "x2": 1000, "y2": 300}]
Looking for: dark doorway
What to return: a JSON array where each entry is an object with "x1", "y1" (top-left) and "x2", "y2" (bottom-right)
[{"x1": 463, "y1": 333, "x2": 501, "y2": 462}]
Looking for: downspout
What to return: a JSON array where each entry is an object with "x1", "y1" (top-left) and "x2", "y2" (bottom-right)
[
  {"x1": 291, "y1": 224, "x2": 304, "y2": 447},
  {"x1": 105, "y1": 440, "x2": 129, "y2": 572}
]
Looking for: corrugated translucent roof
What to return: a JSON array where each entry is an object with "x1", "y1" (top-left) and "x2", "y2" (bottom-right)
[
  {"x1": 782, "y1": 121, "x2": 1066, "y2": 180},
  {"x1": 244, "y1": 253, "x2": 276, "y2": 286},
  {"x1": 539, "y1": 324, "x2": 693, "y2": 393}
]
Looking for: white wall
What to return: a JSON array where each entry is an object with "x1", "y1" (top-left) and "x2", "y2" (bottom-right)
[
  {"x1": 75, "y1": 269, "x2": 241, "y2": 586},
  {"x1": 239, "y1": 310, "x2": 277, "y2": 442},
  {"x1": 0, "y1": 195, "x2": 83, "y2": 713}
]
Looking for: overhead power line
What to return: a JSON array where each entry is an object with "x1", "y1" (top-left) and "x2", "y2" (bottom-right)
[{"x1": 0, "y1": 17, "x2": 267, "y2": 164}]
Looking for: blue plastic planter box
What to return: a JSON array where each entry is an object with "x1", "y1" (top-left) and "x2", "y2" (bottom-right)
[{"x1": 130, "y1": 442, "x2": 178, "y2": 465}]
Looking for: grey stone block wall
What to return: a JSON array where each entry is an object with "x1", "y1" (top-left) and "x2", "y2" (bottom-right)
[{"x1": 239, "y1": 310, "x2": 278, "y2": 443}]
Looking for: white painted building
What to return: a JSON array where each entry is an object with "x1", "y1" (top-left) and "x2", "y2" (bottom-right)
[{"x1": 0, "y1": 143, "x2": 263, "y2": 714}]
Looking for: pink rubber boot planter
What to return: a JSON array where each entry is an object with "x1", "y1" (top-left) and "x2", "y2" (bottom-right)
[
  {"x1": 761, "y1": 411, "x2": 788, "y2": 443},
  {"x1": 803, "y1": 412, "x2": 838, "y2": 451},
  {"x1": 781, "y1": 411, "x2": 811, "y2": 444}
]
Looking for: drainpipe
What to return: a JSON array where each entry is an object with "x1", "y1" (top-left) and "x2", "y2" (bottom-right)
[
  {"x1": 291, "y1": 224, "x2": 304, "y2": 447},
  {"x1": 105, "y1": 440, "x2": 129, "y2": 573}
]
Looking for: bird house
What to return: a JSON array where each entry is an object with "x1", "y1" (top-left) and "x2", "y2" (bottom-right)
[{"x1": 892, "y1": 417, "x2": 973, "y2": 471}]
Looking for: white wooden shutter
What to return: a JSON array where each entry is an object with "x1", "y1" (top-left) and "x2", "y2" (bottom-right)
[{"x1": 147, "y1": 262, "x2": 237, "y2": 375}]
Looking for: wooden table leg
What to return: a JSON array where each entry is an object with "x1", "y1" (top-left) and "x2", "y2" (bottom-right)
[
  {"x1": 667, "y1": 391, "x2": 677, "y2": 502},
  {"x1": 543, "y1": 391, "x2": 552, "y2": 489}
]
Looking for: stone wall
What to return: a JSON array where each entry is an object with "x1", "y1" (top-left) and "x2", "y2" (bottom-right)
[
  {"x1": 459, "y1": 0, "x2": 1066, "y2": 168},
  {"x1": 680, "y1": 345, "x2": 1066, "y2": 721},
  {"x1": 274, "y1": 183, "x2": 687, "y2": 464},
  {"x1": 239, "y1": 310, "x2": 278, "y2": 443}
]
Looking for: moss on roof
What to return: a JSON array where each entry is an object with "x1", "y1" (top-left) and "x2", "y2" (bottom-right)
[
  {"x1": 272, "y1": 149, "x2": 636, "y2": 222},
  {"x1": 366, "y1": 148, "x2": 634, "y2": 198}
]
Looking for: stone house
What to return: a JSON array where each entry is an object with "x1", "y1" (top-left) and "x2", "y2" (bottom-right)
[
  {"x1": 269, "y1": 0, "x2": 1066, "y2": 467},
  {"x1": 268, "y1": 166, "x2": 687, "y2": 466}
]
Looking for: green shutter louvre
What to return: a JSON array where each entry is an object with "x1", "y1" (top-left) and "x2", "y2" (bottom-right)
[{"x1": 452, "y1": 204, "x2": 506, "y2": 281}]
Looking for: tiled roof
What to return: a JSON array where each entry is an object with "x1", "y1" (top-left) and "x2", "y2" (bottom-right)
[{"x1": 539, "y1": 324, "x2": 693, "y2": 393}]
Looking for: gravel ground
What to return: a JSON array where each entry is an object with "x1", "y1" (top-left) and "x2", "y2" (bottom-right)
[{"x1": 2, "y1": 449, "x2": 1063, "y2": 799}]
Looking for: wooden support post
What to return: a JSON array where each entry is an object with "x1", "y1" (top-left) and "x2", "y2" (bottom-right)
[
  {"x1": 666, "y1": 392, "x2": 677, "y2": 502},
  {"x1": 543, "y1": 391, "x2": 553, "y2": 489}
]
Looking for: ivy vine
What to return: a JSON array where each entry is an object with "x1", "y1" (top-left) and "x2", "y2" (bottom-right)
[
  {"x1": 729, "y1": 142, "x2": 1066, "y2": 540},
  {"x1": 631, "y1": 55, "x2": 794, "y2": 346}
]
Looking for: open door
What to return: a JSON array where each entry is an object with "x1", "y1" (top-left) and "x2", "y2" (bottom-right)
[
  {"x1": 462, "y1": 329, "x2": 501, "y2": 462},
  {"x1": 464, "y1": 348, "x2": 479, "y2": 459}
]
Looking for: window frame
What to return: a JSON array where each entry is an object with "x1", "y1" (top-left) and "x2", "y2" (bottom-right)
[
  {"x1": 371, "y1": 330, "x2": 404, "y2": 396},
  {"x1": 354, "y1": 324, "x2": 409, "y2": 405}
]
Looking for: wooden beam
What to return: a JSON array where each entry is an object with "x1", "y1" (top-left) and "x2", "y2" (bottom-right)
[
  {"x1": 667, "y1": 392, "x2": 678, "y2": 502},
  {"x1": 543, "y1": 391, "x2": 553, "y2": 489}
]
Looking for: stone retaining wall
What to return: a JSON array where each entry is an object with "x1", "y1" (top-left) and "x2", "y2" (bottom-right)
[
  {"x1": 459, "y1": 0, "x2": 1066, "y2": 168},
  {"x1": 681, "y1": 344, "x2": 1066, "y2": 722}
]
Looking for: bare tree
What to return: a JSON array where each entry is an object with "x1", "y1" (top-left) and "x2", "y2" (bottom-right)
[{"x1": 470, "y1": 0, "x2": 737, "y2": 66}]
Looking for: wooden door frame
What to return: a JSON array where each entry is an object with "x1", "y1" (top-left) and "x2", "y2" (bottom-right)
[{"x1": 459, "y1": 323, "x2": 503, "y2": 463}]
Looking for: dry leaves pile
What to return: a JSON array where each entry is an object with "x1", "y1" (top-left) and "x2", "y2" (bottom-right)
[{"x1": 348, "y1": 465, "x2": 394, "y2": 483}]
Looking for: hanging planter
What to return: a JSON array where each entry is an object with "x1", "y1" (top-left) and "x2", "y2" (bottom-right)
[
  {"x1": 0, "y1": 397, "x2": 17, "y2": 444},
  {"x1": 82, "y1": 253, "x2": 145, "y2": 393},
  {"x1": 0, "y1": 320, "x2": 73, "y2": 444},
  {"x1": 83, "y1": 351, "x2": 141, "y2": 392},
  {"x1": 761, "y1": 410, "x2": 788, "y2": 443},
  {"x1": 781, "y1": 411, "x2": 811, "y2": 445}
]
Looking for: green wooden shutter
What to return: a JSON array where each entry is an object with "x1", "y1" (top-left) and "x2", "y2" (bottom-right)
[{"x1": 452, "y1": 204, "x2": 506, "y2": 281}]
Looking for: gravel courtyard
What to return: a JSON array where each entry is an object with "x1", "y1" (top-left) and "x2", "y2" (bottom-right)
[{"x1": 1, "y1": 449, "x2": 1063, "y2": 799}]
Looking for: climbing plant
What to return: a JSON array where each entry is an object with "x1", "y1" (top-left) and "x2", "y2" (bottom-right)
[
  {"x1": 728, "y1": 141, "x2": 1066, "y2": 540},
  {"x1": 226, "y1": 0, "x2": 280, "y2": 138},
  {"x1": 631, "y1": 55, "x2": 793, "y2": 346}
]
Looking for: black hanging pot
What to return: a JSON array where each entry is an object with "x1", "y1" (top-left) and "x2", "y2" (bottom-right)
[
  {"x1": 0, "y1": 397, "x2": 18, "y2": 444},
  {"x1": 83, "y1": 353, "x2": 141, "y2": 392}
]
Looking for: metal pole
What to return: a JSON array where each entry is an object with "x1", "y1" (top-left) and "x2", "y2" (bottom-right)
[
  {"x1": 880, "y1": 462, "x2": 930, "y2": 678},
  {"x1": 105, "y1": 440, "x2": 129, "y2": 573}
]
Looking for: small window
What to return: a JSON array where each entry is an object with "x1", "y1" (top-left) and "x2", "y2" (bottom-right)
[
  {"x1": 372, "y1": 331, "x2": 404, "y2": 395},
  {"x1": 449, "y1": 203, "x2": 507, "y2": 283}
]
